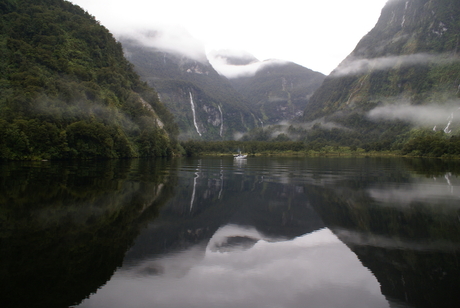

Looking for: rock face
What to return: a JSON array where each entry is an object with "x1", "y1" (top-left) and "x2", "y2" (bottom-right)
[
  {"x1": 121, "y1": 35, "x2": 258, "y2": 140},
  {"x1": 302, "y1": 0, "x2": 460, "y2": 137},
  {"x1": 228, "y1": 61, "x2": 325, "y2": 125}
]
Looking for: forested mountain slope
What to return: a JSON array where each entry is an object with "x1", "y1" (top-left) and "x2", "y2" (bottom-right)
[
  {"x1": 0, "y1": 0, "x2": 178, "y2": 160},
  {"x1": 224, "y1": 58, "x2": 325, "y2": 126},
  {"x1": 299, "y1": 0, "x2": 460, "y2": 150},
  {"x1": 120, "y1": 36, "x2": 259, "y2": 140}
]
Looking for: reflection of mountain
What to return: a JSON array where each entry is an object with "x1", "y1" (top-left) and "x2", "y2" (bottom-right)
[
  {"x1": 122, "y1": 157, "x2": 324, "y2": 266},
  {"x1": 305, "y1": 160, "x2": 460, "y2": 308},
  {"x1": 81, "y1": 227, "x2": 389, "y2": 308},
  {"x1": 0, "y1": 159, "x2": 177, "y2": 308}
]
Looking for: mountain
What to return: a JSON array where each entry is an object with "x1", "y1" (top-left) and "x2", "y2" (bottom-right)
[
  {"x1": 222, "y1": 57, "x2": 326, "y2": 125},
  {"x1": 0, "y1": 0, "x2": 177, "y2": 160},
  {"x1": 300, "y1": 0, "x2": 460, "y2": 148},
  {"x1": 120, "y1": 34, "x2": 259, "y2": 140}
]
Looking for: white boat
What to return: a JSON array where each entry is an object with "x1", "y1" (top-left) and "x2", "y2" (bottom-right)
[
  {"x1": 234, "y1": 149, "x2": 247, "y2": 159},
  {"x1": 234, "y1": 153, "x2": 247, "y2": 159}
]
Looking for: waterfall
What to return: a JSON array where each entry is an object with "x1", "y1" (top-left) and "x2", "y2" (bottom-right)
[
  {"x1": 189, "y1": 92, "x2": 201, "y2": 136},
  {"x1": 444, "y1": 113, "x2": 454, "y2": 133},
  {"x1": 218, "y1": 105, "x2": 224, "y2": 137},
  {"x1": 401, "y1": 1, "x2": 409, "y2": 27}
]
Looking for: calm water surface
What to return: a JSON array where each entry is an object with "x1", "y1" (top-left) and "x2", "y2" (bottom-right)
[{"x1": 1, "y1": 157, "x2": 460, "y2": 308}]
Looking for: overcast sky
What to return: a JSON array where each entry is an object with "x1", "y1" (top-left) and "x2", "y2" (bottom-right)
[{"x1": 70, "y1": 0, "x2": 389, "y2": 75}]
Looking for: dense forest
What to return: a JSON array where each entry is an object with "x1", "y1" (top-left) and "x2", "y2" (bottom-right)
[
  {"x1": 181, "y1": 129, "x2": 460, "y2": 159},
  {"x1": 0, "y1": 0, "x2": 178, "y2": 160}
]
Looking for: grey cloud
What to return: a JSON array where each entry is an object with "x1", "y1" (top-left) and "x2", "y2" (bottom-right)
[
  {"x1": 117, "y1": 27, "x2": 208, "y2": 62},
  {"x1": 367, "y1": 100, "x2": 460, "y2": 129},
  {"x1": 331, "y1": 53, "x2": 458, "y2": 77},
  {"x1": 208, "y1": 52, "x2": 288, "y2": 79}
]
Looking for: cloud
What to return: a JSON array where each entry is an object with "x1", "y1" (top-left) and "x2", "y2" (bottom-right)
[
  {"x1": 208, "y1": 51, "x2": 288, "y2": 78},
  {"x1": 208, "y1": 49, "x2": 258, "y2": 65},
  {"x1": 118, "y1": 26, "x2": 208, "y2": 62},
  {"x1": 367, "y1": 100, "x2": 460, "y2": 130},
  {"x1": 331, "y1": 53, "x2": 459, "y2": 77}
]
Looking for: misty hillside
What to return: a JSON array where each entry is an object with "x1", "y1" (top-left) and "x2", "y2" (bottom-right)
[
  {"x1": 298, "y1": 0, "x2": 460, "y2": 150},
  {"x1": 0, "y1": 0, "x2": 178, "y2": 160},
  {"x1": 120, "y1": 35, "x2": 259, "y2": 140},
  {"x1": 222, "y1": 56, "x2": 325, "y2": 125}
]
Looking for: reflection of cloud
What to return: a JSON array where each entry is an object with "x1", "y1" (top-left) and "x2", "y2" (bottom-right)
[
  {"x1": 367, "y1": 175, "x2": 460, "y2": 206},
  {"x1": 207, "y1": 224, "x2": 270, "y2": 253},
  {"x1": 118, "y1": 27, "x2": 207, "y2": 62},
  {"x1": 77, "y1": 228, "x2": 389, "y2": 308},
  {"x1": 331, "y1": 53, "x2": 459, "y2": 77},
  {"x1": 335, "y1": 228, "x2": 460, "y2": 252}
]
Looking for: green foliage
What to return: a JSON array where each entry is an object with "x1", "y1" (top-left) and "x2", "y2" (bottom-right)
[
  {"x1": 0, "y1": 0, "x2": 178, "y2": 160},
  {"x1": 401, "y1": 131, "x2": 460, "y2": 158},
  {"x1": 180, "y1": 140, "x2": 307, "y2": 156}
]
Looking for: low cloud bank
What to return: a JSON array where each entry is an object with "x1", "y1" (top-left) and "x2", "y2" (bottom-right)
[
  {"x1": 331, "y1": 53, "x2": 459, "y2": 77},
  {"x1": 118, "y1": 27, "x2": 207, "y2": 62},
  {"x1": 368, "y1": 100, "x2": 460, "y2": 131},
  {"x1": 208, "y1": 50, "x2": 289, "y2": 78}
]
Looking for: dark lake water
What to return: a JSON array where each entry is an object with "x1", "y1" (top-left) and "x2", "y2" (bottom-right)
[{"x1": 2, "y1": 157, "x2": 460, "y2": 308}]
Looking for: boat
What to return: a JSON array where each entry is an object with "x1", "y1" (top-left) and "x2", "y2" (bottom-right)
[
  {"x1": 234, "y1": 153, "x2": 247, "y2": 159},
  {"x1": 234, "y1": 149, "x2": 247, "y2": 159}
]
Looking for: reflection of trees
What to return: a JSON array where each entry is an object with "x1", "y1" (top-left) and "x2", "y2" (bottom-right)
[
  {"x1": 306, "y1": 180, "x2": 460, "y2": 308},
  {"x1": 403, "y1": 158, "x2": 460, "y2": 178},
  {"x1": 0, "y1": 159, "x2": 177, "y2": 308}
]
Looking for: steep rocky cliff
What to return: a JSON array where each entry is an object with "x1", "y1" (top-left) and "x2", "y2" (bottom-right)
[
  {"x1": 302, "y1": 0, "x2": 460, "y2": 141},
  {"x1": 120, "y1": 35, "x2": 259, "y2": 140},
  {"x1": 227, "y1": 60, "x2": 325, "y2": 125}
]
